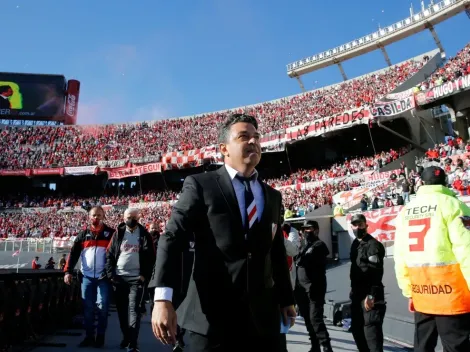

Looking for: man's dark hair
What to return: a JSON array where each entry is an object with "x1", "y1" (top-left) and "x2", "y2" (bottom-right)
[
  {"x1": 0, "y1": 85, "x2": 12, "y2": 94},
  {"x1": 217, "y1": 113, "x2": 259, "y2": 144}
]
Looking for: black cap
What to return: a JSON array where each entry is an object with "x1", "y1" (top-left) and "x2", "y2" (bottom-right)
[
  {"x1": 301, "y1": 220, "x2": 319, "y2": 229},
  {"x1": 350, "y1": 213, "x2": 367, "y2": 225},
  {"x1": 421, "y1": 166, "x2": 446, "y2": 186}
]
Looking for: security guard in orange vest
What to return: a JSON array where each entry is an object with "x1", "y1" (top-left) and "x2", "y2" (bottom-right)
[{"x1": 394, "y1": 166, "x2": 470, "y2": 352}]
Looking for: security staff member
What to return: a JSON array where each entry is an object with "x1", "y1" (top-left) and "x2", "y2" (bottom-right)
[
  {"x1": 394, "y1": 166, "x2": 470, "y2": 352},
  {"x1": 294, "y1": 220, "x2": 333, "y2": 352},
  {"x1": 349, "y1": 214, "x2": 386, "y2": 352}
]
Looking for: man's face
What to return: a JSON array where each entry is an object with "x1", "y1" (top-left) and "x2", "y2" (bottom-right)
[
  {"x1": 351, "y1": 221, "x2": 367, "y2": 231},
  {"x1": 1, "y1": 88, "x2": 13, "y2": 97},
  {"x1": 149, "y1": 223, "x2": 158, "y2": 232},
  {"x1": 125, "y1": 211, "x2": 139, "y2": 222},
  {"x1": 89, "y1": 208, "x2": 104, "y2": 222},
  {"x1": 220, "y1": 122, "x2": 261, "y2": 168}
]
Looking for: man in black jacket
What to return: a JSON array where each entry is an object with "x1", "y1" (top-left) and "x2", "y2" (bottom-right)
[
  {"x1": 294, "y1": 220, "x2": 333, "y2": 352},
  {"x1": 150, "y1": 114, "x2": 295, "y2": 352},
  {"x1": 106, "y1": 208, "x2": 155, "y2": 352}
]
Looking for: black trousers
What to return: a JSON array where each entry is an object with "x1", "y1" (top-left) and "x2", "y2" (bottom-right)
[
  {"x1": 188, "y1": 330, "x2": 283, "y2": 352},
  {"x1": 414, "y1": 311, "x2": 470, "y2": 352},
  {"x1": 114, "y1": 276, "x2": 145, "y2": 349},
  {"x1": 351, "y1": 298, "x2": 386, "y2": 352},
  {"x1": 294, "y1": 284, "x2": 331, "y2": 351}
]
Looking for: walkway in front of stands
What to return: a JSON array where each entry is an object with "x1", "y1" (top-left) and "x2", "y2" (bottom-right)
[{"x1": 32, "y1": 309, "x2": 409, "y2": 352}]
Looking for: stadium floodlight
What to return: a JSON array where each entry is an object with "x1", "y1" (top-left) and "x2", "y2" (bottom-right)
[{"x1": 286, "y1": 0, "x2": 469, "y2": 91}]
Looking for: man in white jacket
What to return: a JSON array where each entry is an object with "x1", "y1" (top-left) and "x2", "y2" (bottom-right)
[
  {"x1": 280, "y1": 222, "x2": 301, "y2": 352},
  {"x1": 282, "y1": 223, "x2": 301, "y2": 287}
]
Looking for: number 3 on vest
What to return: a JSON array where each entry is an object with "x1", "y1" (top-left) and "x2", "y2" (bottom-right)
[{"x1": 408, "y1": 218, "x2": 431, "y2": 252}]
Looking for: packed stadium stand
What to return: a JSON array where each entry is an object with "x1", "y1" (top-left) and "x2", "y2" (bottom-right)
[
  {"x1": 2, "y1": 40, "x2": 470, "y2": 244},
  {"x1": 0, "y1": 53, "x2": 432, "y2": 170}
]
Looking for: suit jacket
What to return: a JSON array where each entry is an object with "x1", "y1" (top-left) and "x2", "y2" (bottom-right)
[
  {"x1": 149, "y1": 166, "x2": 294, "y2": 337},
  {"x1": 0, "y1": 97, "x2": 10, "y2": 110}
]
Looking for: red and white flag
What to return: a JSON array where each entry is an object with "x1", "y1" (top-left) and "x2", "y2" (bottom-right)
[{"x1": 12, "y1": 250, "x2": 20, "y2": 257}]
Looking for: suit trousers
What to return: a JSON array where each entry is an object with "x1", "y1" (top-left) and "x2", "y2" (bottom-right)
[
  {"x1": 414, "y1": 311, "x2": 470, "y2": 352},
  {"x1": 294, "y1": 284, "x2": 331, "y2": 351},
  {"x1": 114, "y1": 276, "x2": 145, "y2": 349},
  {"x1": 351, "y1": 298, "x2": 386, "y2": 352},
  {"x1": 188, "y1": 330, "x2": 283, "y2": 352}
]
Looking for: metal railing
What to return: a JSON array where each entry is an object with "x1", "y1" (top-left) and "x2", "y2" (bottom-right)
[
  {"x1": 0, "y1": 238, "x2": 53, "y2": 253},
  {"x1": 287, "y1": 0, "x2": 462, "y2": 73}
]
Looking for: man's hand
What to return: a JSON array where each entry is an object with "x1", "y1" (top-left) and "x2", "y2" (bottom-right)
[
  {"x1": 281, "y1": 305, "x2": 296, "y2": 328},
  {"x1": 64, "y1": 273, "x2": 72, "y2": 285},
  {"x1": 151, "y1": 300, "x2": 177, "y2": 345},
  {"x1": 408, "y1": 298, "x2": 415, "y2": 312},
  {"x1": 364, "y1": 296, "x2": 375, "y2": 311}
]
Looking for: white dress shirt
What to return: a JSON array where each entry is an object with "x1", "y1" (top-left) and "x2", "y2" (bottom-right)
[{"x1": 154, "y1": 164, "x2": 265, "y2": 302}]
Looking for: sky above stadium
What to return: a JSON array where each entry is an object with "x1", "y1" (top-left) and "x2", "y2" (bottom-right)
[{"x1": 2, "y1": 0, "x2": 469, "y2": 125}]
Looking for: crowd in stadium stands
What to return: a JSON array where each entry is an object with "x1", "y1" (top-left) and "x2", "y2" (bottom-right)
[
  {"x1": 0, "y1": 148, "x2": 408, "y2": 238},
  {"x1": 0, "y1": 57, "x2": 426, "y2": 170},
  {"x1": 417, "y1": 41, "x2": 470, "y2": 91},
  {"x1": 417, "y1": 137, "x2": 470, "y2": 194},
  {"x1": 0, "y1": 190, "x2": 179, "y2": 209}
]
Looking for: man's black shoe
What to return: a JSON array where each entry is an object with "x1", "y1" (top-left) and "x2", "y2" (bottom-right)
[
  {"x1": 173, "y1": 345, "x2": 184, "y2": 352},
  {"x1": 120, "y1": 339, "x2": 129, "y2": 349},
  {"x1": 94, "y1": 334, "x2": 105, "y2": 348},
  {"x1": 176, "y1": 335, "x2": 186, "y2": 348},
  {"x1": 78, "y1": 336, "x2": 95, "y2": 348}
]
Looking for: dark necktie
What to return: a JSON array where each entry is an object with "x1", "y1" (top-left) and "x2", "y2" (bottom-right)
[{"x1": 235, "y1": 174, "x2": 259, "y2": 231}]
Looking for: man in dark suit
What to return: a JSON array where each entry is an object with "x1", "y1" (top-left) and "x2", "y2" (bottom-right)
[
  {"x1": 0, "y1": 85, "x2": 13, "y2": 110},
  {"x1": 150, "y1": 113, "x2": 296, "y2": 352}
]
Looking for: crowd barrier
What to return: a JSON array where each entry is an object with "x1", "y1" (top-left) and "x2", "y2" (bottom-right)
[{"x1": 0, "y1": 270, "x2": 82, "y2": 351}]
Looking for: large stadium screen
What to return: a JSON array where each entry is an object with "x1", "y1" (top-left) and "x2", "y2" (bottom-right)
[{"x1": 0, "y1": 72, "x2": 66, "y2": 120}]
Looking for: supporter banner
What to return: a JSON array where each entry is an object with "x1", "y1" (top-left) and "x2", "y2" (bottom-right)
[
  {"x1": 346, "y1": 206, "x2": 403, "y2": 244},
  {"x1": 22, "y1": 207, "x2": 52, "y2": 214},
  {"x1": 362, "y1": 169, "x2": 401, "y2": 188},
  {"x1": 53, "y1": 236, "x2": 76, "y2": 249},
  {"x1": 415, "y1": 75, "x2": 470, "y2": 106},
  {"x1": 129, "y1": 155, "x2": 161, "y2": 164},
  {"x1": 384, "y1": 88, "x2": 414, "y2": 101},
  {"x1": 262, "y1": 142, "x2": 285, "y2": 153},
  {"x1": 128, "y1": 201, "x2": 177, "y2": 209},
  {"x1": 371, "y1": 96, "x2": 415, "y2": 118},
  {"x1": 261, "y1": 130, "x2": 286, "y2": 147},
  {"x1": 98, "y1": 159, "x2": 127, "y2": 168},
  {"x1": 64, "y1": 165, "x2": 97, "y2": 176},
  {"x1": 57, "y1": 206, "x2": 87, "y2": 213},
  {"x1": 277, "y1": 173, "x2": 366, "y2": 192},
  {"x1": 106, "y1": 162, "x2": 162, "y2": 180},
  {"x1": 285, "y1": 108, "x2": 371, "y2": 142},
  {"x1": 333, "y1": 170, "x2": 400, "y2": 210}
]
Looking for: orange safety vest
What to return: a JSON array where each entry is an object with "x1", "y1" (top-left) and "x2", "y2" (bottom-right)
[{"x1": 394, "y1": 185, "x2": 470, "y2": 315}]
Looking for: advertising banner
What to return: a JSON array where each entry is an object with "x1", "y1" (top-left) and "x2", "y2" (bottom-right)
[
  {"x1": 415, "y1": 74, "x2": 470, "y2": 106},
  {"x1": 64, "y1": 79, "x2": 80, "y2": 125},
  {"x1": 0, "y1": 72, "x2": 66, "y2": 119}
]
